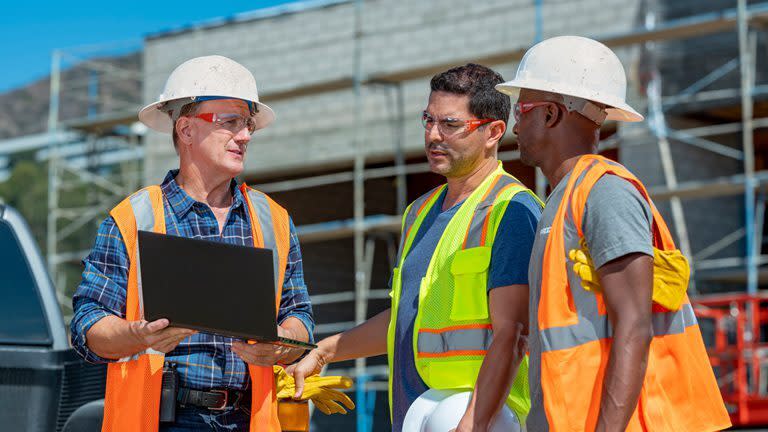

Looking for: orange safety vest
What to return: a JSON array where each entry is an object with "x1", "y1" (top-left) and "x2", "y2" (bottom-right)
[
  {"x1": 101, "y1": 183, "x2": 290, "y2": 432},
  {"x1": 536, "y1": 154, "x2": 730, "y2": 431}
]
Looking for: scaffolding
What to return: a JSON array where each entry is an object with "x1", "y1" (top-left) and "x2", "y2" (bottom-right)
[
  {"x1": 243, "y1": 1, "x2": 768, "y2": 429},
  {"x1": 45, "y1": 41, "x2": 144, "y2": 321},
  {"x1": 36, "y1": 1, "x2": 768, "y2": 429}
]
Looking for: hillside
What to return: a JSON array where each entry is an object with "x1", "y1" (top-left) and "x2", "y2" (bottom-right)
[{"x1": 0, "y1": 52, "x2": 141, "y2": 140}]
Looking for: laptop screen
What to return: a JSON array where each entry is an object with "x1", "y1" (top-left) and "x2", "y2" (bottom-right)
[{"x1": 138, "y1": 231, "x2": 278, "y2": 341}]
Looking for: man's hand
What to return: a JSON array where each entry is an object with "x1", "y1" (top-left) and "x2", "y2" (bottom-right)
[
  {"x1": 275, "y1": 366, "x2": 355, "y2": 415},
  {"x1": 285, "y1": 308, "x2": 391, "y2": 399},
  {"x1": 128, "y1": 318, "x2": 197, "y2": 354},
  {"x1": 452, "y1": 415, "x2": 484, "y2": 432},
  {"x1": 286, "y1": 348, "x2": 328, "y2": 399},
  {"x1": 86, "y1": 315, "x2": 196, "y2": 359},
  {"x1": 231, "y1": 326, "x2": 295, "y2": 367}
]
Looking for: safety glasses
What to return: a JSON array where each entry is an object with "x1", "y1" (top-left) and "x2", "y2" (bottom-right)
[
  {"x1": 193, "y1": 113, "x2": 257, "y2": 135},
  {"x1": 421, "y1": 111, "x2": 494, "y2": 136},
  {"x1": 513, "y1": 101, "x2": 561, "y2": 122}
]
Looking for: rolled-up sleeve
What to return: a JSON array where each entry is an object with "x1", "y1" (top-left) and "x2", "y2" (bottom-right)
[
  {"x1": 583, "y1": 175, "x2": 654, "y2": 269},
  {"x1": 276, "y1": 218, "x2": 315, "y2": 342},
  {"x1": 70, "y1": 216, "x2": 129, "y2": 363}
]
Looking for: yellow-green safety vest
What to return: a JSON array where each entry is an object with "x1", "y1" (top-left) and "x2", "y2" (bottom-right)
[{"x1": 387, "y1": 162, "x2": 541, "y2": 423}]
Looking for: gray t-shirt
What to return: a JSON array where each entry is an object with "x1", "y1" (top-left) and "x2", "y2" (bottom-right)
[{"x1": 526, "y1": 173, "x2": 654, "y2": 431}]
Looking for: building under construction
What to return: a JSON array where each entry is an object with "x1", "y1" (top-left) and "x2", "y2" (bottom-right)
[{"x1": 17, "y1": 0, "x2": 768, "y2": 429}]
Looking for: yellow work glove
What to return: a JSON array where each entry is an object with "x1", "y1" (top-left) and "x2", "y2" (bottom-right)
[
  {"x1": 274, "y1": 366, "x2": 356, "y2": 415},
  {"x1": 567, "y1": 238, "x2": 690, "y2": 311},
  {"x1": 568, "y1": 238, "x2": 601, "y2": 292}
]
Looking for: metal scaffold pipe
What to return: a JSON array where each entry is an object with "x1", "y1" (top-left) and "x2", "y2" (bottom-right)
[
  {"x1": 395, "y1": 83, "x2": 407, "y2": 215},
  {"x1": 643, "y1": 3, "x2": 695, "y2": 292},
  {"x1": 738, "y1": 0, "x2": 757, "y2": 296},
  {"x1": 352, "y1": 0, "x2": 365, "y2": 345},
  {"x1": 351, "y1": 0, "x2": 374, "y2": 430}
]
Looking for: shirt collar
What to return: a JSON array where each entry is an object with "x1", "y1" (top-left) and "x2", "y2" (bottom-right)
[{"x1": 161, "y1": 170, "x2": 245, "y2": 218}]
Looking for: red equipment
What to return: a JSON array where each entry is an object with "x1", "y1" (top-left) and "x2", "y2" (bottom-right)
[{"x1": 692, "y1": 293, "x2": 768, "y2": 426}]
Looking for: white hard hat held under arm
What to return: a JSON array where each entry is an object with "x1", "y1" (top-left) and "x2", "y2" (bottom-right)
[
  {"x1": 496, "y1": 35, "x2": 643, "y2": 122},
  {"x1": 138, "y1": 55, "x2": 275, "y2": 133},
  {"x1": 403, "y1": 389, "x2": 522, "y2": 432}
]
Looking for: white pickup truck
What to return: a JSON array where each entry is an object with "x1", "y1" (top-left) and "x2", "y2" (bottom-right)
[{"x1": 0, "y1": 204, "x2": 104, "y2": 431}]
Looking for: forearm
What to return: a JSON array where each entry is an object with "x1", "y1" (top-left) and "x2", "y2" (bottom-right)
[
  {"x1": 465, "y1": 328, "x2": 525, "y2": 429},
  {"x1": 280, "y1": 316, "x2": 310, "y2": 340},
  {"x1": 596, "y1": 319, "x2": 652, "y2": 431},
  {"x1": 279, "y1": 316, "x2": 311, "y2": 363},
  {"x1": 316, "y1": 308, "x2": 390, "y2": 364},
  {"x1": 86, "y1": 315, "x2": 145, "y2": 360}
]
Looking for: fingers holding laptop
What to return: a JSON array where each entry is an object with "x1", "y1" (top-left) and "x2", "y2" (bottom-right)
[
  {"x1": 129, "y1": 318, "x2": 197, "y2": 354},
  {"x1": 230, "y1": 326, "x2": 304, "y2": 366},
  {"x1": 231, "y1": 339, "x2": 291, "y2": 366}
]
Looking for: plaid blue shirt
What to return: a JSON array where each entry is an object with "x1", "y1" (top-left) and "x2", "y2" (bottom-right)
[{"x1": 70, "y1": 170, "x2": 314, "y2": 391}]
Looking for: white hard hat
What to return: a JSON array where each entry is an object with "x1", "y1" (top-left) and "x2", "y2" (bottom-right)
[
  {"x1": 138, "y1": 55, "x2": 275, "y2": 133},
  {"x1": 403, "y1": 389, "x2": 522, "y2": 432},
  {"x1": 496, "y1": 35, "x2": 643, "y2": 122}
]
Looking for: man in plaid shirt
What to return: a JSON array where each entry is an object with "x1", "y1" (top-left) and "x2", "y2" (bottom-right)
[{"x1": 70, "y1": 56, "x2": 314, "y2": 431}]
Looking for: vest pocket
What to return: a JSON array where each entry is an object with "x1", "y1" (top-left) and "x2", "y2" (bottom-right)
[
  {"x1": 449, "y1": 246, "x2": 492, "y2": 321},
  {"x1": 427, "y1": 359, "x2": 482, "y2": 388}
]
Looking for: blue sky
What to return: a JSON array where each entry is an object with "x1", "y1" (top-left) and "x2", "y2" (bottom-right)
[{"x1": 0, "y1": 0, "x2": 301, "y2": 94}]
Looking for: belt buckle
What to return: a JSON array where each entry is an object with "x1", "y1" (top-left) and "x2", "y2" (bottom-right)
[{"x1": 209, "y1": 389, "x2": 228, "y2": 411}]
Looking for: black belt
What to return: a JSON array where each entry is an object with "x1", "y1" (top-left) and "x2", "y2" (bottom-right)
[{"x1": 177, "y1": 387, "x2": 250, "y2": 411}]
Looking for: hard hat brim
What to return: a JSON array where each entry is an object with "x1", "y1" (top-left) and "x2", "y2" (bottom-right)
[
  {"x1": 405, "y1": 389, "x2": 522, "y2": 432},
  {"x1": 495, "y1": 80, "x2": 644, "y2": 122},
  {"x1": 138, "y1": 98, "x2": 276, "y2": 134}
]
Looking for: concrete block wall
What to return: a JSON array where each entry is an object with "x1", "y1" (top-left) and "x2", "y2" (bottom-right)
[
  {"x1": 142, "y1": 0, "x2": 758, "y2": 292},
  {"x1": 135, "y1": 1, "x2": 761, "y2": 427},
  {"x1": 143, "y1": 0, "x2": 642, "y2": 183}
]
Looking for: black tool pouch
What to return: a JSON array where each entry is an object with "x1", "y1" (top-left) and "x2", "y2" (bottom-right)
[{"x1": 159, "y1": 362, "x2": 179, "y2": 423}]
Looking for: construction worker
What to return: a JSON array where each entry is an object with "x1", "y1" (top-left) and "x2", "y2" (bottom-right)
[
  {"x1": 70, "y1": 55, "x2": 314, "y2": 431},
  {"x1": 496, "y1": 36, "x2": 731, "y2": 431},
  {"x1": 289, "y1": 63, "x2": 539, "y2": 431}
]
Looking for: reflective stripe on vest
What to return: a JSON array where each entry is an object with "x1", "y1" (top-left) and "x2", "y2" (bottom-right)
[
  {"x1": 103, "y1": 186, "x2": 167, "y2": 432},
  {"x1": 239, "y1": 183, "x2": 291, "y2": 430},
  {"x1": 464, "y1": 175, "x2": 525, "y2": 249},
  {"x1": 417, "y1": 324, "x2": 493, "y2": 356},
  {"x1": 413, "y1": 177, "x2": 532, "y2": 358},
  {"x1": 540, "y1": 303, "x2": 697, "y2": 352},
  {"x1": 387, "y1": 162, "x2": 538, "y2": 422},
  {"x1": 536, "y1": 154, "x2": 730, "y2": 432},
  {"x1": 103, "y1": 184, "x2": 289, "y2": 432},
  {"x1": 116, "y1": 189, "x2": 164, "y2": 363},
  {"x1": 398, "y1": 174, "x2": 529, "y2": 269},
  {"x1": 395, "y1": 185, "x2": 446, "y2": 266},
  {"x1": 538, "y1": 156, "x2": 700, "y2": 355},
  {"x1": 245, "y1": 189, "x2": 280, "y2": 296},
  {"x1": 129, "y1": 189, "x2": 155, "y2": 326}
]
